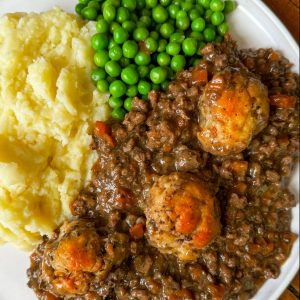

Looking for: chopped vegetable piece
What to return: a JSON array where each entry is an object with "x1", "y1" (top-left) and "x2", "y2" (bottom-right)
[{"x1": 269, "y1": 95, "x2": 296, "y2": 109}]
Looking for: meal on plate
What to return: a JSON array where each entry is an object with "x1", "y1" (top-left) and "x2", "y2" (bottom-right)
[{"x1": 0, "y1": 0, "x2": 299, "y2": 299}]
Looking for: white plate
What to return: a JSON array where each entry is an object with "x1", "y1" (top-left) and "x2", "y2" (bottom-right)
[{"x1": 0, "y1": 0, "x2": 299, "y2": 299}]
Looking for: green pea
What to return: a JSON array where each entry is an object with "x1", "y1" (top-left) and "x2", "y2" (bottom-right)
[
  {"x1": 145, "y1": 0, "x2": 158, "y2": 9},
  {"x1": 152, "y1": 5, "x2": 168, "y2": 23},
  {"x1": 203, "y1": 27, "x2": 216, "y2": 41},
  {"x1": 150, "y1": 67, "x2": 167, "y2": 84},
  {"x1": 224, "y1": 0, "x2": 237, "y2": 13},
  {"x1": 160, "y1": 0, "x2": 172, "y2": 6},
  {"x1": 176, "y1": 16, "x2": 190, "y2": 30},
  {"x1": 122, "y1": 0, "x2": 137, "y2": 11},
  {"x1": 190, "y1": 31, "x2": 203, "y2": 41},
  {"x1": 109, "y1": 45, "x2": 123, "y2": 61},
  {"x1": 198, "y1": 41, "x2": 206, "y2": 51},
  {"x1": 145, "y1": 37, "x2": 158, "y2": 52},
  {"x1": 75, "y1": 3, "x2": 85, "y2": 15},
  {"x1": 103, "y1": 5, "x2": 116, "y2": 22},
  {"x1": 189, "y1": 8, "x2": 201, "y2": 20},
  {"x1": 140, "y1": 16, "x2": 152, "y2": 27},
  {"x1": 166, "y1": 66, "x2": 175, "y2": 79},
  {"x1": 160, "y1": 23, "x2": 174, "y2": 38},
  {"x1": 91, "y1": 33, "x2": 109, "y2": 51},
  {"x1": 121, "y1": 66, "x2": 139, "y2": 85},
  {"x1": 205, "y1": 9, "x2": 213, "y2": 22},
  {"x1": 88, "y1": 0, "x2": 101, "y2": 10},
  {"x1": 78, "y1": 0, "x2": 90, "y2": 4},
  {"x1": 122, "y1": 20, "x2": 136, "y2": 32},
  {"x1": 138, "y1": 80, "x2": 152, "y2": 95},
  {"x1": 193, "y1": 58, "x2": 201, "y2": 66},
  {"x1": 97, "y1": 79, "x2": 109, "y2": 92},
  {"x1": 141, "y1": 8, "x2": 151, "y2": 16},
  {"x1": 150, "y1": 31, "x2": 159, "y2": 40},
  {"x1": 114, "y1": 27, "x2": 129, "y2": 44},
  {"x1": 108, "y1": 97, "x2": 123, "y2": 108},
  {"x1": 91, "y1": 68, "x2": 106, "y2": 82},
  {"x1": 105, "y1": 61, "x2": 121, "y2": 77},
  {"x1": 103, "y1": 0, "x2": 120, "y2": 8},
  {"x1": 124, "y1": 97, "x2": 134, "y2": 111},
  {"x1": 137, "y1": 65, "x2": 149, "y2": 78},
  {"x1": 171, "y1": 55, "x2": 186, "y2": 72},
  {"x1": 116, "y1": 7, "x2": 130, "y2": 23},
  {"x1": 161, "y1": 80, "x2": 169, "y2": 91},
  {"x1": 111, "y1": 107, "x2": 126, "y2": 120},
  {"x1": 107, "y1": 76, "x2": 114, "y2": 84},
  {"x1": 198, "y1": 0, "x2": 210, "y2": 9},
  {"x1": 210, "y1": 0, "x2": 225, "y2": 11},
  {"x1": 176, "y1": 10, "x2": 187, "y2": 18},
  {"x1": 136, "y1": 0, "x2": 146, "y2": 10},
  {"x1": 170, "y1": 32, "x2": 185, "y2": 43},
  {"x1": 96, "y1": 19, "x2": 109, "y2": 33},
  {"x1": 182, "y1": 37, "x2": 198, "y2": 56},
  {"x1": 133, "y1": 28, "x2": 149, "y2": 41},
  {"x1": 126, "y1": 85, "x2": 138, "y2": 97},
  {"x1": 157, "y1": 52, "x2": 171, "y2": 66},
  {"x1": 135, "y1": 52, "x2": 151, "y2": 65},
  {"x1": 108, "y1": 40, "x2": 118, "y2": 49},
  {"x1": 94, "y1": 50, "x2": 109, "y2": 67},
  {"x1": 168, "y1": 4, "x2": 180, "y2": 19},
  {"x1": 166, "y1": 42, "x2": 181, "y2": 56},
  {"x1": 110, "y1": 22, "x2": 121, "y2": 34},
  {"x1": 181, "y1": 2, "x2": 193, "y2": 11},
  {"x1": 81, "y1": 7, "x2": 98, "y2": 20},
  {"x1": 122, "y1": 40, "x2": 138, "y2": 59},
  {"x1": 157, "y1": 39, "x2": 168, "y2": 52},
  {"x1": 109, "y1": 80, "x2": 127, "y2": 97},
  {"x1": 191, "y1": 17, "x2": 206, "y2": 32},
  {"x1": 151, "y1": 84, "x2": 160, "y2": 91},
  {"x1": 120, "y1": 57, "x2": 131, "y2": 67},
  {"x1": 131, "y1": 12, "x2": 138, "y2": 21},
  {"x1": 218, "y1": 22, "x2": 229, "y2": 35},
  {"x1": 211, "y1": 11, "x2": 224, "y2": 25},
  {"x1": 215, "y1": 35, "x2": 223, "y2": 43}
]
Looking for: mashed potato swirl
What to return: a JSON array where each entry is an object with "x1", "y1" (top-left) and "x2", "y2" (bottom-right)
[{"x1": 0, "y1": 9, "x2": 109, "y2": 249}]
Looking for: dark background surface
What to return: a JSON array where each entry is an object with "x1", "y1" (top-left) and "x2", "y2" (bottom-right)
[{"x1": 264, "y1": 0, "x2": 299, "y2": 43}]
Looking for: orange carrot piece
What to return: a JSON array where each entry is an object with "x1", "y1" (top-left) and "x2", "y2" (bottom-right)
[
  {"x1": 269, "y1": 95, "x2": 296, "y2": 109},
  {"x1": 94, "y1": 121, "x2": 115, "y2": 147},
  {"x1": 192, "y1": 69, "x2": 208, "y2": 84},
  {"x1": 129, "y1": 223, "x2": 144, "y2": 239}
]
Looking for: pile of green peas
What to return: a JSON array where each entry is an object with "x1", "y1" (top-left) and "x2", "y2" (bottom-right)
[{"x1": 75, "y1": 0, "x2": 236, "y2": 120}]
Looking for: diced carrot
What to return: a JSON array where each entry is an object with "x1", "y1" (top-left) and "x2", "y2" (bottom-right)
[
  {"x1": 115, "y1": 187, "x2": 133, "y2": 209},
  {"x1": 94, "y1": 121, "x2": 115, "y2": 147},
  {"x1": 168, "y1": 289, "x2": 194, "y2": 300},
  {"x1": 43, "y1": 292, "x2": 60, "y2": 300},
  {"x1": 277, "y1": 135, "x2": 290, "y2": 147},
  {"x1": 229, "y1": 160, "x2": 248, "y2": 177},
  {"x1": 191, "y1": 69, "x2": 208, "y2": 84},
  {"x1": 269, "y1": 95, "x2": 296, "y2": 109},
  {"x1": 129, "y1": 223, "x2": 144, "y2": 239},
  {"x1": 268, "y1": 51, "x2": 281, "y2": 61},
  {"x1": 207, "y1": 284, "x2": 225, "y2": 300},
  {"x1": 232, "y1": 182, "x2": 247, "y2": 195}
]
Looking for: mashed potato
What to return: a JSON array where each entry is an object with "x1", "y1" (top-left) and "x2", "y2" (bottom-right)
[{"x1": 0, "y1": 9, "x2": 110, "y2": 249}]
